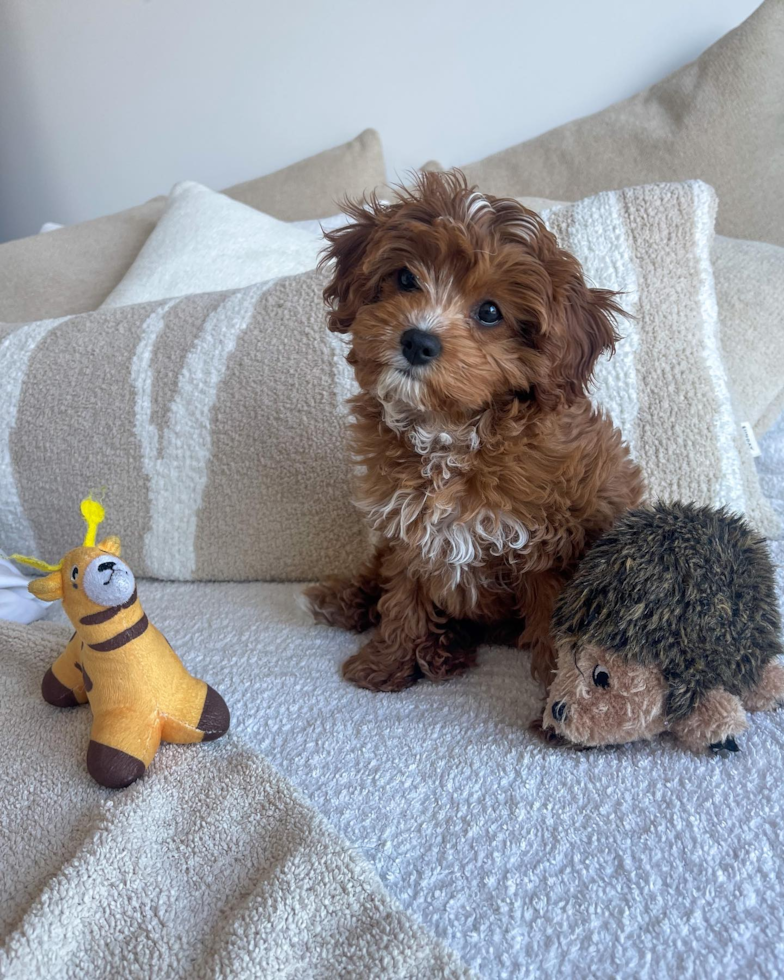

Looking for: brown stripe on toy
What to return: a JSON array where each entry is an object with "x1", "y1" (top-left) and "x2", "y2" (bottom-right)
[
  {"x1": 80, "y1": 588, "x2": 138, "y2": 626},
  {"x1": 88, "y1": 613, "x2": 149, "y2": 652}
]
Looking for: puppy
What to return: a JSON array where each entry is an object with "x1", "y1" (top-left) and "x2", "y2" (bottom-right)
[{"x1": 305, "y1": 171, "x2": 644, "y2": 692}]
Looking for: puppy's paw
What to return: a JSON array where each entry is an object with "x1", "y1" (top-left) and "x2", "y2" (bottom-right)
[
  {"x1": 302, "y1": 580, "x2": 379, "y2": 633},
  {"x1": 416, "y1": 626, "x2": 479, "y2": 682},
  {"x1": 342, "y1": 642, "x2": 420, "y2": 692}
]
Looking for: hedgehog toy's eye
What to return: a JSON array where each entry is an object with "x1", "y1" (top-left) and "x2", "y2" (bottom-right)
[{"x1": 592, "y1": 665, "x2": 610, "y2": 689}]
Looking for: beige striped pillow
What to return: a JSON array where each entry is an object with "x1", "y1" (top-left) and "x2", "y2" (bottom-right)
[{"x1": 0, "y1": 180, "x2": 776, "y2": 582}]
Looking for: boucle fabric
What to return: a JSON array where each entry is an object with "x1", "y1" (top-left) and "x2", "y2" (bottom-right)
[
  {"x1": 101, "y1": 181, "x2": 325, "y2": 308},
  {"x1": 711, "y1": 234, "x2": 784, "y2": 437},
  {"x1": 0, "y1": 274, "x2": 366, "y2": 581},
  {"x1": 444, "y1": 0, "x2": 784, "y2": 246},
  {"x1": 0, "y1": 622, "x2": 472, "y2": 980},
  {"x1": 0, "y1": 129, "x2": 386, "y2": 322},
  {"x1": 0, "y1": 180, "x2": 776, "y2": 582},
  {"x1": 18, "y1": 409, "x2": 782, "y2": 977}
]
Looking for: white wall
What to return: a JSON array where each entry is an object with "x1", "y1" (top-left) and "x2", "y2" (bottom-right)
[{"x1": 0, "y1": 0, "x2": 761, "y2": 242}]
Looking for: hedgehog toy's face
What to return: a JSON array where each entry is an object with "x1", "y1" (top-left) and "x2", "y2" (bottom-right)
[{"x1": 543, "y1": 645, "x2": 669, "y2": 747}]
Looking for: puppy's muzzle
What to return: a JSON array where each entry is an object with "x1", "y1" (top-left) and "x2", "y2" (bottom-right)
[{"x1": 401, "y1": 327, "x2": 441, "y2": 367}]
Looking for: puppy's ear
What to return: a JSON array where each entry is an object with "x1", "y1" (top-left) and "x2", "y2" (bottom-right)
[
  {"x1": 319, "y1": 199, "x2": 385, "y2": 334},
  {"x1": 536, "y1": 252, "x2": 623, "y2": 410}
]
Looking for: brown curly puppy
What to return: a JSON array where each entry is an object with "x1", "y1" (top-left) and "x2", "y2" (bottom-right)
[{"x1": 305, "y1": 171, "x2": 644, "y2": 691}]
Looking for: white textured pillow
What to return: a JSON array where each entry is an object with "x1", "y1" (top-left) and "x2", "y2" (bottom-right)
[{"x1": 101, "y1": 181, "x2": 326, "y2": 308}]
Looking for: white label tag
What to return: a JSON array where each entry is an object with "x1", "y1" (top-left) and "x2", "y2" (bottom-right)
[{"x1": 741, "y1": 422, "x2": 761, "y2": 458}]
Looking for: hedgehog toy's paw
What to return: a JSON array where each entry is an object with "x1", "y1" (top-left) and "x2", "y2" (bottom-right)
[
  {"x1": 742, "y1": 661, "x2": 784, "y2": 713},
  {"x1": 670, "y1": 688, "x2": 747, "y2": 755}
]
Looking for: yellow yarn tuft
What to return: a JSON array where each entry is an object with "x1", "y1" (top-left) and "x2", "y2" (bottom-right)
[
  {"x1": 81, "y1": 497, "x2": 105, "y2": 547},
  {"x1": 10, "y1": 553, "x2": 63, "y2": 573}
]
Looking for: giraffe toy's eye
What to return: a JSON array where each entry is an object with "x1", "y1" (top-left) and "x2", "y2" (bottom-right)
[{"x1": 71, "y1": 566, "x2": 78, "y2": 580}]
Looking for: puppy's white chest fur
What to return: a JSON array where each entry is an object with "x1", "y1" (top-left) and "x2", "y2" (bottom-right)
[{"x1": 359, "y1": 416, "x2": 530, "y2": 584}]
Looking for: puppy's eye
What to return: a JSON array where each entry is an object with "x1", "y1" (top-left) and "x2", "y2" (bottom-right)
[
  {"x1": 396, "y1": 268, "x2": 420, "y2": 292},
  {"x1": 592, "y1": 665, "x2": 610, "y2": 689},
  {"x1": 475, "y1": 301, "x2": 503, "y2": 326}
]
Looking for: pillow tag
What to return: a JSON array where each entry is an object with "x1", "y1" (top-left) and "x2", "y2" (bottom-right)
[{"x1": 740, "y1": 422, "x2": 761, "y2": 458}]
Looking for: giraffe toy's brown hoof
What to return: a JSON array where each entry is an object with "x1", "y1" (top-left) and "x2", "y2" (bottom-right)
[
  {"x1": 42, "y1": 668, "x2": 80, "y2": 708},
  {"x1": 87, "y1": 741, "x2": 146, "y2": 788},
  {"x1": 197, "y1": 685, "x2": 230, "y2": 742}
]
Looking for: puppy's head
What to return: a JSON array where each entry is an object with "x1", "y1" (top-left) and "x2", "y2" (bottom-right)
[{"x1": 322, "y1": 170, "x2": 623, "y2": 416}]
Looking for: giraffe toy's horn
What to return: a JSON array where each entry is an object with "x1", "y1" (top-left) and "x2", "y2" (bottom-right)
[{"x1": 81, "y1": 497, "x2": 105, "y2": 548}]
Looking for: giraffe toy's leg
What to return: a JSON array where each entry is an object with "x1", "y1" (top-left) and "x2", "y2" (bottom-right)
[
  {"x1": 42, "y1": 632, "x2": 88, "y2": 708},
  {"x1": 160, "y1": 676, "x2": 230, "y2": 745},
  {"x1": 87, "y1": 707, "x2": 162, "y2": 788}
]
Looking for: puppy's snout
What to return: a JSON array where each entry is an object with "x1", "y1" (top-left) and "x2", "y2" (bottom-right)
[
  {"x1": 551, "y1": 700, "x2": 568, "y2": 723},
  {"x1": 401, "y1": 327, "x2": 441, "y2": 367}
]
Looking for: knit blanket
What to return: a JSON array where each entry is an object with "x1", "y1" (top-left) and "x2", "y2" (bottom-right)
[{"x1": 0, "y1": 619, "x2": 471, "y2": 980}]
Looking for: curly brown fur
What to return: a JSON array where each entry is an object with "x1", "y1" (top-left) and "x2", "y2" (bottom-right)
[
  {"x1": 307, "y1": 170, "x2": 644, "y2": 691},
  {"x1": 551, "y1": 502, "x2": 784, "y2": 723}
]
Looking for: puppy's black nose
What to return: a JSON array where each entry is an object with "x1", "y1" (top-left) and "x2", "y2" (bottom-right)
[
  {"x1": 400, "y1": 328, "x2": 442, "y2": 367},
  {"x1": 551, "y1": 700, "x2": 567, "y2": 723}
]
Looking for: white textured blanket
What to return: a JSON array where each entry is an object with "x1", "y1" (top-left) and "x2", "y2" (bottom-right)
[
  {"x1": 0, "y1": 621, "x2": 471, "y2": 980},
  {"x1": 3, "y1": 418, "x2": 782, "y2": 979}
]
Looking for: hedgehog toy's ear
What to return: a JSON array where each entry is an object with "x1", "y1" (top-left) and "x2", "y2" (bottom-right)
[
  {"x1": 97, "y1": 536, "x2": 121, "y2": 557},
  {"x1": 27, "y1": 569, "x2": 64, "y2": 602}
]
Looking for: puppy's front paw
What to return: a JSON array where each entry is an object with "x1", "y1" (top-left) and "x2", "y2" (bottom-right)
[
  {"x1": 342, "y1": 641, "x2": 420, "y2": 692},
  {"x1": 303, "y1": 580, "x2": 378, "y2": 633}
]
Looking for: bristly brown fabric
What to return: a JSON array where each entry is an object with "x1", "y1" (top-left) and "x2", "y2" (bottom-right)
[
  {"x1": 306, "y1": 170, "x2": 644, "y2": 689},
  {"x1": 551, "y1": 501, "x2": 784, "y2": 721}
]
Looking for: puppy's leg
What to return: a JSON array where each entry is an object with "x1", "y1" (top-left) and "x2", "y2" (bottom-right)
[
  {"x1": 342, "y1": 568, "x2": 476, "y2": 692},
  {"x1": 517, "y1": 568, "x2": 568, "y2": 688},
  {"x1": 303, "y1": 550, "x2": 384, "y2": 633}
]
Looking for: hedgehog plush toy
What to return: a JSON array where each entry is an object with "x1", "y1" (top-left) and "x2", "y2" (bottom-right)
[{"x1": 543, "y1": 503, "x2": 784, "y2": 754}]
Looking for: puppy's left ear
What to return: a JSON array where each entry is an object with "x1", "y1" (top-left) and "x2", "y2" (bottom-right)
[
  {"x1": 319, "y1": 198, "x2": 386, "y2": 334},
  {"x1": 538, "y1": 255, "x2": 623, "y2": 409}
]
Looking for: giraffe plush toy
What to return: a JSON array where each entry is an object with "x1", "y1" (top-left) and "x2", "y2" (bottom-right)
[{"x1": 12, "y1": 498, "x2": 230, "y2": 788}]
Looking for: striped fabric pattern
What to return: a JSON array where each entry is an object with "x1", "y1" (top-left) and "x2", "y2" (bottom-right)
[{"x1": 0, "y1": 180, "x2": 776, "y2": 581}]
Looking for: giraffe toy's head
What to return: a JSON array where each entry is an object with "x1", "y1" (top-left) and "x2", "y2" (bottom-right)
[{"x1": 12, "y1": 498, "x2": 135, "y2": 624}]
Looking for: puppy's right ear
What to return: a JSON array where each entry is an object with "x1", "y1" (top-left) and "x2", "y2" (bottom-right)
[{"x1": 319, "y1": 198, "x2": 385, "y2": 334}]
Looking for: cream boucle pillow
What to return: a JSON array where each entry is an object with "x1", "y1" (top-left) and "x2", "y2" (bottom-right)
[
  {"x1": 101, "y1": 181, "x2": 326, "y2": 308},
  {"x1": 0, "y1": 181, "x2": 775, "y2": 583}
]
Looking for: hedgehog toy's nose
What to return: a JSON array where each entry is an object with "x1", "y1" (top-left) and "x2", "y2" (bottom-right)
[{"x1": 551, "y1": 700, "x2": 568, "y2": 723}]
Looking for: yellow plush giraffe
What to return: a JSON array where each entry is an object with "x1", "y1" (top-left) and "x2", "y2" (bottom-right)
[{"x1": 12, "y1": 498, "x2": 230, "y2": 788}]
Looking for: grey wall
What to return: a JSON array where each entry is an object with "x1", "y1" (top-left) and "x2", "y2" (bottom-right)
[{"x1": 0, "y1": 0, "x2": 761, "y2": 242}]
